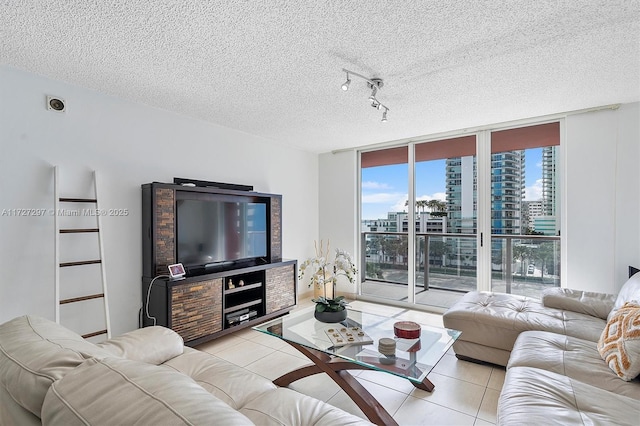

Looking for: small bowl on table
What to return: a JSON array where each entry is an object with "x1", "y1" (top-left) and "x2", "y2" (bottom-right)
[{"x1": 393, "y1": 321, "x2": 421, "y2": 339}]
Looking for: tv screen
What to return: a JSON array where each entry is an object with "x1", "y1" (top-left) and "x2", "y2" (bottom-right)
[{"x1": 176, "y1": 196, "x2": 268, "y2": 270}]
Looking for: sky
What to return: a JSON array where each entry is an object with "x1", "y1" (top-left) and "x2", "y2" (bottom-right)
[{"x1": 361, "y1": 148, "x2": 544, "y2": 220}]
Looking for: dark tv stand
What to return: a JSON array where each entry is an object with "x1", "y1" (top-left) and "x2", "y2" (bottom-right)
[
  {"x1": 142, "y1": 260, "x2": 297, "y2": 346},
  {"x1": 141, "y1": 182, "x2": 296, "y2": 346}
]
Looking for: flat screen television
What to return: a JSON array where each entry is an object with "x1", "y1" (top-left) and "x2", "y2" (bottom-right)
[{"x1": 175, "y1": 192, "x2": 268, "y2": 273}]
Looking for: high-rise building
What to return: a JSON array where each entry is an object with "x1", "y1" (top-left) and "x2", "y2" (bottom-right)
[
  {"x1": 446, "y1": 156, "x2": 476, "y2": 234},
  {"x1": 542, "y1": 146, "x2": 557, "y2": 216},
  {"x1": 537, "y1": 146, "x2": 559, "y2": 235},
  {"x1": 445, "y1": 150, "x2": 526, "y2": 235},
  {"x1": 524, "y1": 200, "x2": 543, "y2": 231},
  {"x1": 490, "y1": 151, "x2": 526, "y2": 235}
]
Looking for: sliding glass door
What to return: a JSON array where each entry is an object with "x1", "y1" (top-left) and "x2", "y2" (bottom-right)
[
  {"x1": 414, "y1": 136, "x2": 477, "y2": 308},
  {"x1": 359, "y1": 122, "x2": 561, "y2": 307}
]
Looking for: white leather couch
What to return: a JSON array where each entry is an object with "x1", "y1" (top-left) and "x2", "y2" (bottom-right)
[
  {"x1": 443, "y1": 272, "x2": 640, "y2": 425},
  {"x1": 498, "y1": 330, "x2": 640, "y2": 425},
  {"x1": 442, "y1": 288, "x2": 614, "y2": 366},
  {"x1": 0, "y1": 315, "x2": 372, "y2": 425}
]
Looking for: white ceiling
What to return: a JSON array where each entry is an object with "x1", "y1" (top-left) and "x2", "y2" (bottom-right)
[{"x1": 2, "y1": 1, "x2": 639, "y2": 153}]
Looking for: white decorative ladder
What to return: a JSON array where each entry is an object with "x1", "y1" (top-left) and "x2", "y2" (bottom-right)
[{"x1": 54, "y1": 166, "x2": 111, "y2": 339}]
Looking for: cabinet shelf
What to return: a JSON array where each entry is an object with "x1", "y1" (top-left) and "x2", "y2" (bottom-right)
[
  {"x1": 225, "y1": 282, "x2": 262, "y2": 294},
  {"x1": 224, "y1": 299, "x2": 262, "y2": 314}
]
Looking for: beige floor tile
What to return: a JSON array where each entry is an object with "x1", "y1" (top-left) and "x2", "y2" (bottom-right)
[
  {"x1": 244, "y1": 330, "x2": 289, "y2": 350},
  {"x1": 348, "y1": 300, "x2": 406, "y2": 317},
  {"x1": 326, "y1": 380, "x2": 409, "y2": 421},
  {"x1": 288, "y1": 373, "x2": 342, "y2": 402},
  {"x1": 244, "y1": 350, "x2": 311, "y2": 381},
  {"x1": 214, "y1": 339, "x2": 275, "y2": 367},
  {"x1": 477, "y1": 388, "x2": 500, "y2": 424},
  {"x1": 356, "y1": 369, "x2": 417, "y2": 395},
  {"x1": 232, "y1": 327, "x2": 262, "y2": 339},
  {"x1": 277, "y1": 342, "x2": 311, "y2": 359},
  {"x1": 324, "y1": 389, "x2": 367, "y2": 419},
  {"x1": 410, "y1": 372, "x2": 485, "y2": 417},
  {"x1": 487, "y1": 367, "x2": 506, "y2": 391},
  {"x1": 394, "y1": 310, "x2": 445, "y2": 328},
  {"x1": 474, "y1": 418, "x2": 496, "y2": 426},
  {"x1": 195, "y1": 334, "x2": 246, "y2": 354},
  {"x1": 432, "y1": 353, "x2": 492, "y2": 387},
  {"x1": 394, "y1": 395, "x2": 476, "y2": 426}
]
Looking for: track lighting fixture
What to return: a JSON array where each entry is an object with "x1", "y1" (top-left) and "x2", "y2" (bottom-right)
[{"x1": 341, "y1": 68, "x2": 390, "y2": 122}]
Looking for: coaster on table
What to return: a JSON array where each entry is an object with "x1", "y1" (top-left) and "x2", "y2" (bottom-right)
[{"x1": 324, "y1": 325, "x2": 373, "y2": 347}]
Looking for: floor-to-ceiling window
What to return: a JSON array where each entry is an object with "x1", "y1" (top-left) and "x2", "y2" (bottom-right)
[
  {"x1": 489, "y1": 123, "x2": 561, "y2": 297},
  {"x1": 359, "y1": 122, "x2": 561, "y2": 308},
  {"x1": 360, "y1": 147, "x2": 409, "y2": 302}
]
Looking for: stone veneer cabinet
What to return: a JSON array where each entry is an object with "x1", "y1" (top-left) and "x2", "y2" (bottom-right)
[{"x1": 141, "y1": 182, "x2": 296, "y2": 346}]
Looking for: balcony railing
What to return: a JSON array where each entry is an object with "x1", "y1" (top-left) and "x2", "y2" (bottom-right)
[{"x1": 361, "y1": 231, "x2": 560, "y2": 298}]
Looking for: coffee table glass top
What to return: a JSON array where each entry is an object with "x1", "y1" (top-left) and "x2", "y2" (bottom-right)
[{"x1": 254, "y1": 307, "x2": 461, "y2": 384}]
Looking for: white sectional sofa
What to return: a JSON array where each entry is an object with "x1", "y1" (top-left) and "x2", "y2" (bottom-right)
[
  {"x1": 0, "y1": 315, "x2": 372, "y2": 425},
  {"x1": 443, "y1": 271, "x2": 640, "y2": 425}
]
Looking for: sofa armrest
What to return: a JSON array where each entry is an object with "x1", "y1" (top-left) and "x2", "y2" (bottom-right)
[
  {"x1": 97, "y1": 326, "x2": 184, "y2": 365},
  {"x1": 542, "y1": 288, "x2": 616, "y2": 320}
]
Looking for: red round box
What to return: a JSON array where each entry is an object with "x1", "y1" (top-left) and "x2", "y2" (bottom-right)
[{"x1": 393, "y1": 321, "x2": 421, "y2": 339}]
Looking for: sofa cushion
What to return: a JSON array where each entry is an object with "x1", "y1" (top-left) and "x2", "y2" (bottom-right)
[
  {"x1": 0, "y1": 315, "x2": 113, "y2": 418},
  {"x1": 598, "y1": 302, "x2": 640, "y2": 381},
  {"x1": 508, "y1": 330, "x2": 640, "y2": 399},
  {"x1": 162, "y1": 347, "x2": 278, "y2": 409},
  {"x1": 0, "y1": 380, "x2": 41, "y2": 426},
  {"x1": 97, "y1": 325, "x2": 184, "y2": 365},
  {"x1": 42, "y1": 357, "x2": 254, "y2": 425},
  {"x1": 542, "y1": 287, "x2": 615, "y2": 320},
  {"x1": 240, "y1": 387, "x2": 373, "y2": 425},
  {"x1": 499, "y1": 366, "x2": 640, "y2": 426},
  {"x1": 611, "y1": 272, "x2": 640, "y2": 318}
]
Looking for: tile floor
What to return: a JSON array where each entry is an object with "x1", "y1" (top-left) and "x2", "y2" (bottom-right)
[{"x1": 196, "y1": 299, "x2": 503, "y2": 426}]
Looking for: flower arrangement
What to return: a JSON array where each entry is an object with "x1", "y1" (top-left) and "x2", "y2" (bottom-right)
[{"x1": 299, "y1": 240, "x2": 357, "y2": 312}]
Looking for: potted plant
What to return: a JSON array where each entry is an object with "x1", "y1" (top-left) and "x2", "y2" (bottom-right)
[
  {"x1": 311, "y1": 295, "x2": 349, "y2": 323},
  {"x1": 299, "y1": 240, "x2": 357, "y2": 323}
]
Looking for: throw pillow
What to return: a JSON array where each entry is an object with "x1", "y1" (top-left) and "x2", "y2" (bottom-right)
[
  {"x1": 610, "y1": 272, "x2": 640, "y2": 314},
  {"x1": 597, "y1": 302, "x2": 640, "y2": 381}
]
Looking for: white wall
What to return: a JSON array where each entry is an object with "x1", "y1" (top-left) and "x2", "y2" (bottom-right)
[
  {"x1": 320, "y1": 103, "x2": 640, "y2": 295},
  {"x1": 565, "y1": 103, "x2": 640, "y2": 293},
  {"x1": 0, "y1": 66, "x2": 319, "y2": 336},
  {"x1": 317, "y1": 150, "x2": 358, "y2": 294}
]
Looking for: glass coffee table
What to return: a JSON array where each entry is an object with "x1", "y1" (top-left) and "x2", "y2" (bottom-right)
[{"x1": 254, "y1": 307, "x2": 461, "y2": 426}]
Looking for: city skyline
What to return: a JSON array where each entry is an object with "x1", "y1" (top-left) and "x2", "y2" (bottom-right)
[{"x1": 361, "y1": 148, "x2": 543, "y2": 220}]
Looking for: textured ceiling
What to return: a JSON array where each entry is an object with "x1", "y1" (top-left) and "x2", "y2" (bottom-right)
[{"x1": 2, "y1": 1, "x2": 639, "y2": 153}]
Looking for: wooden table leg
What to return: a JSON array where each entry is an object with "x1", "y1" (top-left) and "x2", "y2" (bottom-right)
[
  {"x1": 411, "y1": 377, "x2": 435, "y2": 392},
  {"x1": 274, "y1": 341, "x2": 398, "y2": 426}
]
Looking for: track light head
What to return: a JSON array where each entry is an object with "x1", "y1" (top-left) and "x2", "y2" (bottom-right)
[
  {"x1": 368, "y1": 86, "x2": 377, "y2": 102},
  {"x1": 341, "y1": 72, "x2": 351, "y2": 91},
  {"x1": 381, "y1": 108, "x2": 388, "y2": 122}
]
